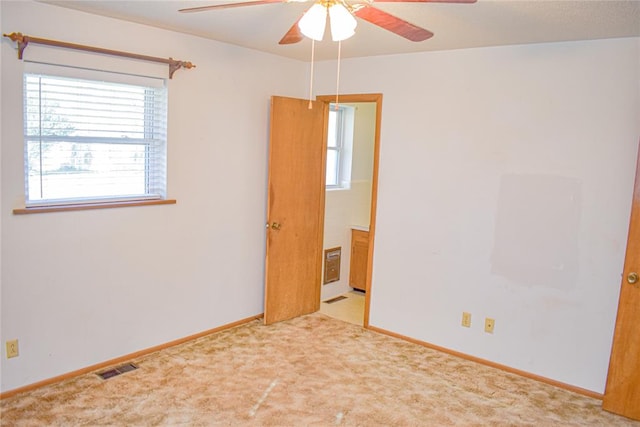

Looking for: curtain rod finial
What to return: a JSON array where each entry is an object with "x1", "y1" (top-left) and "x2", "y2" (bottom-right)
[
  {"x1": 3, "y1": 32, "x2": 24, "y2": 42},
  {"x1": 3, "y1": 32, "x2": 28, "y2": 59},
  {"x1": 168, "y1": 59, "x2": 196, "y2": 79}
]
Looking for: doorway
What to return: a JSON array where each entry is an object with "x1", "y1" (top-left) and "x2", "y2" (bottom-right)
[{"x1": 317, "y1": 94, "x2": 382, "y2": 328}]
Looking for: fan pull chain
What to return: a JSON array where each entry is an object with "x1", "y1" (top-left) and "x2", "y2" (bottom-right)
[
  {"x1": 308, "y1": 39, "x2": 316, "y2": 109},
  {"x1": 335, "y1": 40, "x2": 342, "y2": 109}
]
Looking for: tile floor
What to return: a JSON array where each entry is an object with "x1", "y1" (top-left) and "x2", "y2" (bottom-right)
[{"x1": 319, "y1": 290, "x2": 365, "y2": 326}]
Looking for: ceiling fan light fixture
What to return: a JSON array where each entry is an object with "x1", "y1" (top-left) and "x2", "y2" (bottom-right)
[
  {"x1": 328, "y1": 3, "x2": 357, "y2": 41},
  {"x1": 298, "y1": 3, "x2": 328, "y2": 41}
]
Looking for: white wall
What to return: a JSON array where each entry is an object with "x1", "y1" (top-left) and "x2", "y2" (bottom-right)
[
  {"x1": 322, "y1": 103, "x2": 376, "y2": 300},
  {"x1": 314, "y1": 38, "x2": 640, "y2": 393},
  {"x1": 0, "y1": 0, "x2": 306, "y2": 392},
  {"x1": 350, "y1": 103, "x2": 376, "y2": 228}
]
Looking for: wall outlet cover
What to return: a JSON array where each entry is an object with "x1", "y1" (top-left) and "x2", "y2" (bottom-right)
[
  {"x1": 6, "y1": 339, "x2": 19, "y2": 358},
  {"x1": 462, "y1": 312, "x2": 472, "y2": 328},
  {"x1": 485, "y1": 318, "x2": 495, "y2": 334}
]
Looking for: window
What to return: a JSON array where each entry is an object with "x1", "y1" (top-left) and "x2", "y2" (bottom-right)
[
  {"x1": 23, "y1": 72, "x2": 167, "y2": 207},
  {"x1": 326, "y1": 105, "x2": 354, "y2": 189}
]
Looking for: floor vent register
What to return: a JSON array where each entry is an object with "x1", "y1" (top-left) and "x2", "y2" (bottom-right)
[
  {"x1": 324, "y1": 295, "x2": 348, "y2": 304},
  {"x1": 96, "y1": 363, "x2": 139, "y2": 380}
]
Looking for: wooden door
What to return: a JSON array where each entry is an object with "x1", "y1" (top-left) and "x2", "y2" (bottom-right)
[
  {"x1": 264, "y1": 96, "x2": 327, "y2": 325},
  {"x1": 603, "y1": 142, "x2": 640, "y2": 420}
]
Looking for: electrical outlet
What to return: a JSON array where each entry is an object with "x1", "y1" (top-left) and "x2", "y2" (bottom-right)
[
  {"x1": 6, "y1": 339, "x2": 19, "y2": 358},
  {"x1": 484, "y1": 318, "x2": 495, "y2": 334},
  {"x1": 461, "y1": 312, "x2": 471, "y2": 328}
]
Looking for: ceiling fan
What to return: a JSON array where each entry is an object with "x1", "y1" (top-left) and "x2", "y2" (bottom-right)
[{"x1": 179, "y1": 0, "x2": 476, "y2": 45}]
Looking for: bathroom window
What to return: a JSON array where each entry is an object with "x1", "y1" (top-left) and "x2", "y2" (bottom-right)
[{"x1": 326, "y1": 104, "x2": 354, "y2": 189}]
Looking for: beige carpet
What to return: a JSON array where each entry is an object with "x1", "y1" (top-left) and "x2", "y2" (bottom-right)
[{"x1": 1, "y1": 313, "x2": 638, "y2": 426}]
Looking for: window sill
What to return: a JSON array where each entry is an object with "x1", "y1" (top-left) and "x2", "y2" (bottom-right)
[
  {"x1": 326, "y1": 186, "x2": 351, "y2": 192},
  {"x1": 13, "y1": 199, "x2": 177, "y2": 215}
]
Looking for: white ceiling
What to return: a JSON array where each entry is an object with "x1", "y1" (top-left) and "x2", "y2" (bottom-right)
[{"x1": 41, "y1": 0, "x2": 640, "y2": 61}]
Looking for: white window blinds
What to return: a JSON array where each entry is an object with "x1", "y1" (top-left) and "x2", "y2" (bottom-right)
[{"x1": 23, "y1": 71, "x2": 168, "y2": 206}]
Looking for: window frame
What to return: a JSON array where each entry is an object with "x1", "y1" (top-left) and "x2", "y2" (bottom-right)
[
  {"x1": 326, "y1": 105, "x2": 354, "y2": 190},
  {"x1": 20, "y1": 70, "x2": 170, "y2": 211}
]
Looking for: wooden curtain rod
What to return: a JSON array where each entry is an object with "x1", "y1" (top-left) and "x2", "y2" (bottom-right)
[{"x1": 3, "y1": 32, "x2": 195, "y2": 79}]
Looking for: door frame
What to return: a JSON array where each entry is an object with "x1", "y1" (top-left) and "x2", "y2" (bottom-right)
[{"x1": 316, "y1": 93, "x2": 383, "y2": 328}]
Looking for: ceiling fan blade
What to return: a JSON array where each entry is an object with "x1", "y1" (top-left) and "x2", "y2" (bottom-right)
[
  {"x1": 354, "y1": 6, "x2": 434, "y2": 42},
  {"x1": 279, "y1": 18, "x2": 304, "y2": 44},
  {"x1": 179, "y1": 0, "x2": 284, "y2": 13},
  {"x1": 373, "y1": 0, "x2": 476, "y2": 3}
]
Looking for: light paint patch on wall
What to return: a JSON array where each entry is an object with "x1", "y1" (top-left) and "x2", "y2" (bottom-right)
[{"x1": 491, "y1": 174, "x2": 581, "y2": 290}]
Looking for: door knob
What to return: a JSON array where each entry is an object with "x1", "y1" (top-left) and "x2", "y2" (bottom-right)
[
  {"x1": 271, "y1": 222, "x2": 281, "y2": 230},
  {"x1": 627, "y1": 272, "x2": 639, "y2": 285}
]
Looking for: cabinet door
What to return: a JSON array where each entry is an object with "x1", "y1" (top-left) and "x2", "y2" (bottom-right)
[{"x1": 350, "y1": 230, "x2": 369, "y2": 291}]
